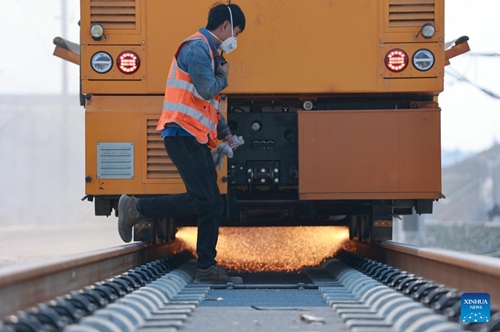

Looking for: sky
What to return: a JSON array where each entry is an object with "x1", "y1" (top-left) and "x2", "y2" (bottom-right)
[{"x1": 0, "y1": 0, "x2": 499, "y2": 152}]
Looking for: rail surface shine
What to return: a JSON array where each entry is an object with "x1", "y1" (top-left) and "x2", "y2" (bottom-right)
[
  {"x1": 346, "y1": 240, "x2": 500, "y2": 307},
  {"x1": 0, "y1": 242, "x2": 174, "y2": 318}
]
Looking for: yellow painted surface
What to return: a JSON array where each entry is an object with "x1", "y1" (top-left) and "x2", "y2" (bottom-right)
[
  {"x1": 79, "y1": 0, "x2": 445, "y2": 199},
  {"x1": 80, "y1": 0, "x2": 444, "y2": 95},
  {"x1": 53, "y1": 46, "x2": 79, "y2": 65},
  {"x1": 85, "y1": 96, "x2": 227, "y2": 195}
]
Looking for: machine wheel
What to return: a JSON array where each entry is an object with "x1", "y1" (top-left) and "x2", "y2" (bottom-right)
[
  {"x1": 163, "y1": 218, "x2": 177, "y2": 242},
  {"x1": 152, "y1": 218, "x2": 177, "y2": 243},
  {"x1": 357, "y1": 215, "x2": 370, "y2": 240},
  {"x1": 133, "y1": 220, "x2": 155, "y2": 243},
  {"x1": 348, "y1": 215, "x2": 358, "y2": 239},
  {"x1": 370, "y1": 205, "x2": 393, "y2": 242}
]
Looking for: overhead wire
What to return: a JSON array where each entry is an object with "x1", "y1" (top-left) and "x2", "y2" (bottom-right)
[
  {"x1": 445, "y1": 67, "x2": 500, "y2": 100},
  {"x1": 466, "y1": 53, "x2": 500, "y2": 57}
]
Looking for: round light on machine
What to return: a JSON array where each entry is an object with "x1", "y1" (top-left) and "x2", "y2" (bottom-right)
[
  {"x1": 413, "y1": 49, "x2": 435, "y2": 71},
  {"x1": 303, "y1": 101, "x2": 314, "y2": 110},
  {"x1": 421, "y1": 23, "x2": 436, "y2": 38},
  {"x1": 251, "y1": 121, "x2": 262, "y2": 131},
  {"x1": 117, "y1": 51, "x2": 140, "y2": 74},
  {"x1": 90, "y1": 24, "x2": 104, "y2": 40},
  {"x1": 385, "y1": 49, "x2": 409, "y2": 72},
  {"x1": 90, "y1": 51, "x2": 113, "y2": 74}
]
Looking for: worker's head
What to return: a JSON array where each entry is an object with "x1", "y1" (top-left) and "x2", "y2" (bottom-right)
[{"x1": 206, "y1": 2, "x2": 246, "y2": 53}]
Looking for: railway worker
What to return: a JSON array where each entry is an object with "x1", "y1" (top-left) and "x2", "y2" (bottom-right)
[{"x1": 117, "y1": 2, "x2": 246, "y2": 284}]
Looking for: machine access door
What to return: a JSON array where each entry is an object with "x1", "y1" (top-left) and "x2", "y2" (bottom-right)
[{"x1": 298, "y1": 109, "x2": 442, "y2": 201}]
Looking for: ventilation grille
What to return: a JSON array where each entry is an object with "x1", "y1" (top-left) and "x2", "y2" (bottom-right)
[
  {"x1": 389, "y1": 0, "x2": 435, "y2": 28},
  {"x1": 90, "y1": 0, "x2": 137, "y2": 30},
  {"x1": 147, "y1": 120, "x2": 180, "y2": 179},
  {"x1": 97, "y1": 142, "x2": 134, "y2": 179}
]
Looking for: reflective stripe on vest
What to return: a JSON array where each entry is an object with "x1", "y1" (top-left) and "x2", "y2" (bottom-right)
[
  {"x1": 166, "y1": 78, "x2": 220, "y2": 110},
  {"x1": 156, "y1": 31, "x2": 220, "y2": 147},
  {"x1": 162, "y1": 101, "x2": 217, "y2": 132}
]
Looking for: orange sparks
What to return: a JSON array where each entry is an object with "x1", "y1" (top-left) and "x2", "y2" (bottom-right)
[{"x1": 174, "y1": 226, "x2": 349, "y2": 272}]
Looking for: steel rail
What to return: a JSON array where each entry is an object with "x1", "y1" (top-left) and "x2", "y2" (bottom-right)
[
  {"x1": 2, "y1": 238, "x2": 499, "y2": 322},
  {"x1": 0, "y1": 242, "x2": 175, "y2": 318},
  {"x1": 346, "y1": 240, "x2": 500, "y2": 306}
]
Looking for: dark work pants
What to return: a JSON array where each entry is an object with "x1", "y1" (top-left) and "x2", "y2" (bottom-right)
[{"x1": 137, "y1": 136, "x2": 224, "y2": 269}]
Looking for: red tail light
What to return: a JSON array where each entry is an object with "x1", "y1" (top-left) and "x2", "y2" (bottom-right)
[
  {"x1": 385, "y1": 49, "x2": 408, "y2": 72},
  {"x1": 117, "y1": 51, "x2": 140, "y2": 74}
]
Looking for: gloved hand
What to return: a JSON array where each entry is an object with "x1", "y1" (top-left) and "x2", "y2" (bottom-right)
[{"x1": 212, "y1": 135, "x2": 244, "y2": 170}]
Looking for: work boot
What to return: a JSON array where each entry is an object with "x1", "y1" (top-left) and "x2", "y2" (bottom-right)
[
  {"x1": 194, "y1": 265, "x2": 243, "y2": 284},
  {"x1": 117, "y1": 194, "x2": 147, "y2": 243}
]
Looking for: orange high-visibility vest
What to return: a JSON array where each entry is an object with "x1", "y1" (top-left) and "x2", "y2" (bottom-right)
[{"x1": 156, "y1": 32, "x2": 221, "y2": 147}]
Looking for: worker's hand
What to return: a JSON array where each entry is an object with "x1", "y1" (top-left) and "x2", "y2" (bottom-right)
[
  {"x1": 220, "y1": 63, "x2": 230, "y2": 76},
  {"x1": 223, "y1": 135, "x2": 245, "y2": 150},
  {"x1": 212, "y1": 143, "x2": 232, "y2": 171},
  {"x1": 212, "y1": 136, "x2": 244, "y2": 170},
  {"x1": 223, "y1": 134, "x2": 234, "y2": 148}
]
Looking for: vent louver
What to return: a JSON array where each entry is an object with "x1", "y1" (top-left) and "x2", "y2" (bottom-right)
[
  {"x1": 389, "y1": 0, "x2": 435, "y2": 28},
  {"x1": 147, "y1": 119, "x2": 180, "y2": 179},
  {"x1": 97, "y1": 142, "x2": 134, "y2": 179},
  {"x1": 90, "y1": 0, "x2": 136, "y2": 30}
]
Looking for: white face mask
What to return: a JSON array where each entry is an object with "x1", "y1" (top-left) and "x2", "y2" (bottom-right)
[{"x1": 208, "y1": 6, "x2": 237, "y2": 54}]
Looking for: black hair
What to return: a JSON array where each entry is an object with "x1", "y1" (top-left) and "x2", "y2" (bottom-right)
[{"x1": 206, "y1": 2, "x2": 246, "y2": 33}]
